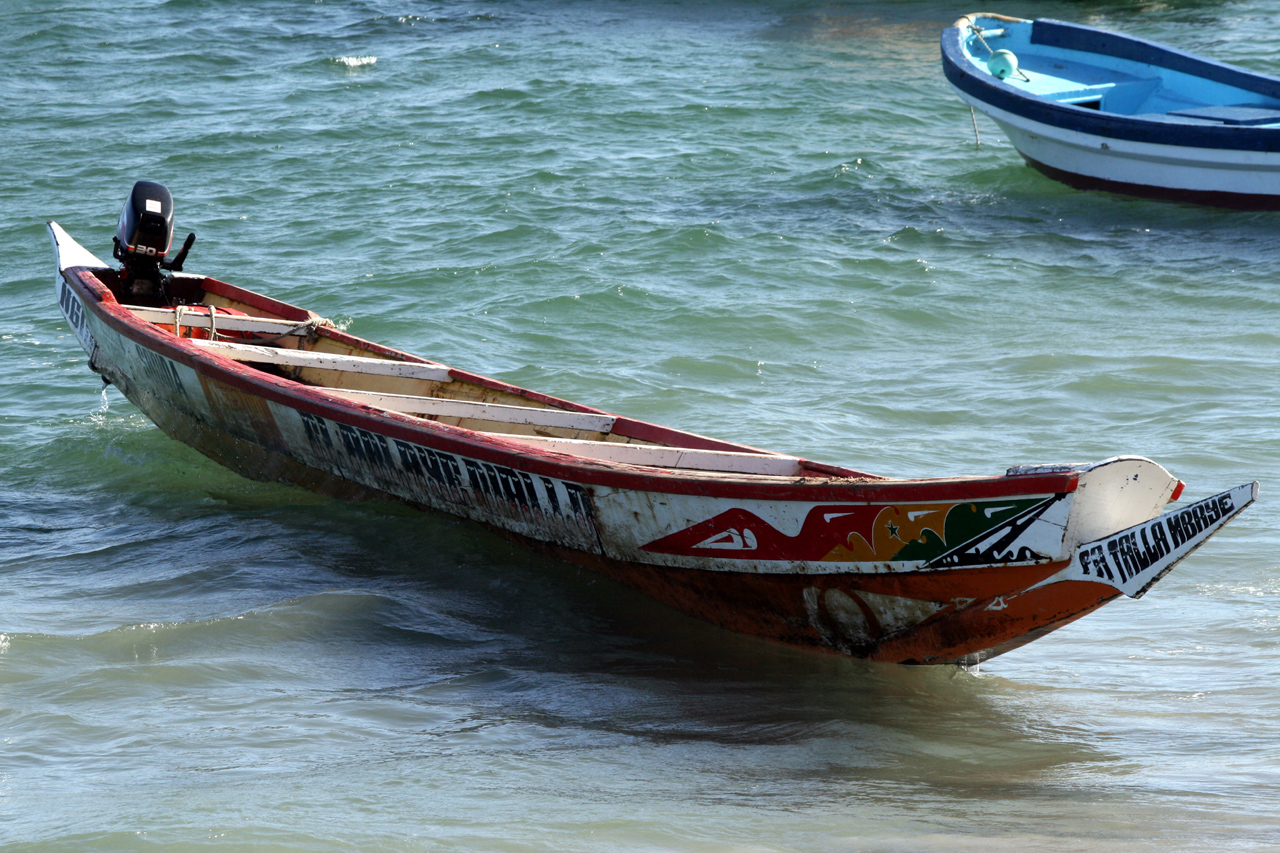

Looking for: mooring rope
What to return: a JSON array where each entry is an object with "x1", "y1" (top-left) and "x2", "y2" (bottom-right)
[
  {"x1": 960, "y1": 16, "x2": 997, "y2": 56},
  {"x1": 962, "y1": 17, "x2": 1031, "y2": 82}
]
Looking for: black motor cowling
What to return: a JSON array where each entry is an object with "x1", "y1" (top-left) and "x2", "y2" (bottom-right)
[
  {"x1": 114, "y1": 180, "x2": 174, "y2": 264},
  {"x1": 112, "y1": 181, "x2": 196, "y2": 301}
]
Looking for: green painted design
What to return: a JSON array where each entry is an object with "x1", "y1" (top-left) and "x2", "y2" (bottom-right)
[{"x1": 893, "y1": 498, "x2": 1047, "y2": 561}]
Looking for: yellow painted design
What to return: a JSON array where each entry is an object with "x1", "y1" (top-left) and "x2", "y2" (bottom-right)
[{"x1": 821, "y1": 502, "x2": 962, "y2": 562}]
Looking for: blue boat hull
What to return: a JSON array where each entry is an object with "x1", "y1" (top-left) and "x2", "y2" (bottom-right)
[{"x1": 942, "y1": 15, "x2": 1280, "y2": 206}]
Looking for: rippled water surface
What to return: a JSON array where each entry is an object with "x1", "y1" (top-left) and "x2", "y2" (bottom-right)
[{"x1": 4, "y1": 0, "x2": 1280, "y2": 849}]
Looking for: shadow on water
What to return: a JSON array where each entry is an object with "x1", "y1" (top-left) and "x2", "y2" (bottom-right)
[{"x1": 203, "y1": 482, "x2": 1115, "y2": 776}]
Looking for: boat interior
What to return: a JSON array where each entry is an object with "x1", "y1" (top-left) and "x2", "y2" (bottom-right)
[
  {"x1": 93, "y1": 268, "x2": 872, "y2": 481},
  {"x1": 960, "y1": 16, "x2": 1280, "y2": 124}
]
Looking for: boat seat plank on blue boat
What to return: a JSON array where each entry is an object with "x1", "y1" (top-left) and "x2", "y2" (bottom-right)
[
  {"x1": 1167, "y1": 105, "x2": 1280, "y2": 125},
  {"x1": 1129, "y1": 113, "x2": 1236, "y2": 126}
]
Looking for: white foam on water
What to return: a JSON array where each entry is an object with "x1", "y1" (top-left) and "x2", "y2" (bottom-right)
[{"x1": 333, "y1": 55, "x2": 376, "y2": 67}]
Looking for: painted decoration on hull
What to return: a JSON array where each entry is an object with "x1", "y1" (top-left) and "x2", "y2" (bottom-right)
[
  {"x1": 277, "y1": 407, "x2": 604, "y2": 554},
  {"x1": 57, "y1": 276, "x2": 98, "y2": 357},
  {"x1": 640, "y1": 495, "x2": 1067, "y2": 566},
  {"x1": 1034, "y1": 482, "x2": 1257, "y2": 599}
]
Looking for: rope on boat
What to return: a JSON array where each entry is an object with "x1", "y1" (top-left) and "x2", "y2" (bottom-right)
[
  {"x1": 248, "y1": 312, "x2": 335, "y2": 344},
  {"x1": 165, "y1": 303, "x2": 332, "y2": 343},
  {"x1": 959, "y1": 15, "x2": 995, "y2": 55},
  {"x1": 961, "y1": 16, "x2": 1030, "y2": 81},
  {"x1": 957, "y1": 15, "x2": 1026, "y2": 145}
]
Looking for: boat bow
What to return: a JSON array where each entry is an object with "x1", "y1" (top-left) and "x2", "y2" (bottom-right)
[{"x1": 1042, "y1": 481, "x2": 1257, "y2": 599}]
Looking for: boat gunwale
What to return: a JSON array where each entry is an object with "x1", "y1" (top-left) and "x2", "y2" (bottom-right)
[
  {"x1": 942, "y1": 17, "x2": 1280, "y2": 152},
  {"x1": 59, "y1": 260, "x2": 1084, "y2": 503}
]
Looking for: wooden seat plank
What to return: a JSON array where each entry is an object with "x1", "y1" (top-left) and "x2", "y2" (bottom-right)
[
  {"x1": 323, "y1": 388, "x2": 615, "y2": 432},
  {"x1": 189, "y1": 339, "x2": 453, "y2": 382},
  {"x1": 125, "y1": 304, "x2": 316, "y2": 337},
  {"x1": 498, "y1": 434, "x2": 803, "y2": 476}
]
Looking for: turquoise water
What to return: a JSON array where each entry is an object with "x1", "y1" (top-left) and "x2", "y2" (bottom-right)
[{"x1": 4, "y1": 0, "x2": 1280, "y2": 849}]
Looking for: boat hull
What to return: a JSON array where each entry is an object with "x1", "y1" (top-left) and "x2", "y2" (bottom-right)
[
  {"x1": 129, "y1": 376, "x2": 1107, "y2": 663},
  {"x1": 942, "y1": 16, "x2": 1280, "y2": 207},
  {"x1": 49, "y1": 222, "x2": 1255, "y2": 663},
  {"x1": 968, "y1": 96, "x2": 1280, "y2": 205}
]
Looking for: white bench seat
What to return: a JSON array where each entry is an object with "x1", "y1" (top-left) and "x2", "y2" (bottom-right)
[
  {"x1": 323, "y1": 388, "x2": 616, "y2": 433},
  {"x1": 189, "y1": 338, "x2": 453, "y2": 382},
  {"x1": 126, "y1": 304, "x2": 319, "y2": 337},
  {"x1": 498, "y1": 434, "x2": 804, "y2": 476}
]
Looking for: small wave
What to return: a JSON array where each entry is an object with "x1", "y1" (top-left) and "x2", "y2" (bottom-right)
[{"x1": 332, "y1": 55, "x2": 377, "y2": 68}]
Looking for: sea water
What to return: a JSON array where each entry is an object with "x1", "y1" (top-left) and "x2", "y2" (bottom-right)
[{"x1": 3, "y1": 0, "x2": 1280, "y2": 849}]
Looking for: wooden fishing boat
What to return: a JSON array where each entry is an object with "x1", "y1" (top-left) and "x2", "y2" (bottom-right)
[
  {"x1": 942, "y1": 14, "x2": 1280, "y2": 207},
  {"x1": 47, "y1": 186, "x2": 1256, "y2": 664}
]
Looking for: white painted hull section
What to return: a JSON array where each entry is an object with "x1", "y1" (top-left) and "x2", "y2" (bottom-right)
[{"x1": 957, "y1": 92, "x2": 1280, "y2": 194}]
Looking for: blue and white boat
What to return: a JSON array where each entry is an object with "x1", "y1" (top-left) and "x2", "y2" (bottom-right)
[{"x1": 942, "y1": 14, "x2": 1280, "y2": 207}]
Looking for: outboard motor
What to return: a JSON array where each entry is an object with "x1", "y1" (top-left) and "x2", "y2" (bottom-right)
[{"x1": 113, "y1": 180, "x2": 195, "y2": 301}]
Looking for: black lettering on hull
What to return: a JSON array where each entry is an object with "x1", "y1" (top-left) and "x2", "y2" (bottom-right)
[
  {"x1": 132, "y1": 343, "x2": 188, "y2": 403},
  {"x1": 394, "y1": 439, "x2": 462, "y2": 489},
  {"x1": 59, "y1": 280, "x2": 88, "y2": 338},
  {"x1": 289, "y1": 411, "x2": 598, "y2": 539},
  {"x1": 337, "y1": 422, "x2": 394, "y2": 469},
  {"x1": 1076, "y1": 484, "x2": 1249, "y2": 598},
  {"x1": 300, "y1": 411, "x2": 334, "y2": 450},
  {"x1": 1080, "y1": 543, "x2": 1114, "y2": 580}
]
